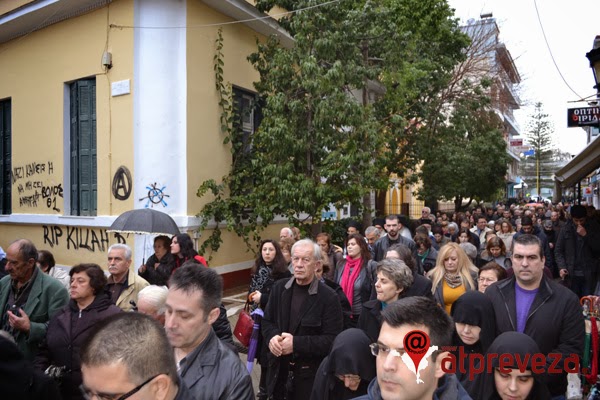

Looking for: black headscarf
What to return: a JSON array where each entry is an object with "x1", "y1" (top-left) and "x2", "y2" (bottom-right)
[
  {"x1": 451, "y1": 291, "x2": 496, "y2": 354},
  {"x1": 310, "y1": 328, "x2": 376, "y2": 400},
  {"x1": 466, "y1": 331, "x2": 551, "y2": 400}
]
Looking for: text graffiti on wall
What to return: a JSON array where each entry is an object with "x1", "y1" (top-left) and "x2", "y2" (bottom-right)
[
  {"x1": 43, "y1": 225, "x2": 127, "y2": 253},
  {"x1": 139, "y1": 182, "x2": 170, "y2": 208},
  {"x1": 12, "y1": 161, "x2": 63, "y2": 212}
]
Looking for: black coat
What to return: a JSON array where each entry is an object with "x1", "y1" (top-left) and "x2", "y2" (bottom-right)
[
  {"x1": 485, "y1": 276, "x2": 584, "y2": 396},
  {"x1": 262, "y1": 277, "x2": 343, "y2": 396},
  {"x1": 466, "y1": 332, "x2": 551, "y2": 399},
  {"x1": 138, "y1": 252, "x2": 175, "y2": 286},
  {"x1": 555, "y1": 218, "x2": 600, "y2": 291},
  {"x1": 356, "y1": 299, "x2": 383, "y2": 342},
  {"x1": 333, "y1": 259, "x2": 376, "y2": 318},
  {"x1": 0, "y1": 337, "x2": 61, "y2": 400},
  {"x1": 450, "y1": 291, "x2": 496, "y2": 385},
  {"x1": 402, "y1": 274, "x2": 434, "y2": 299},
  {"x1": 322, "y1": 278, "x2": 353, "y2": 330},
  {"x1": 34, "y1": 293, "x2": 121, "y2": 399},
  {"x1": 372, "y1": 235, "x2": 418, "y2": 264},
  {"x1": 310, "y1": 329, "x2": 375, "y2": 400}
]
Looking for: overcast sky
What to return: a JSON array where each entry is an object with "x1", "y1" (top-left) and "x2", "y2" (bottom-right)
[{"x1": 447, "y1": 0, "x2": 599, "y2": 155}]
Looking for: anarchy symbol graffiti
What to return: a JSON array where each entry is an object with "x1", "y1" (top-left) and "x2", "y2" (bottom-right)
[
  {"x1": 112, "y1": 166, "x2": 132, "y2": 200},
  {"x1": 139, "y1": 182, "x2": 170, "y2": 208}
]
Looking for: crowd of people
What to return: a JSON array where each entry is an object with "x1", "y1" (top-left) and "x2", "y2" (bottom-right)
[{"x1": 0, "y1": 200, "x2": 599, "y2": 400}]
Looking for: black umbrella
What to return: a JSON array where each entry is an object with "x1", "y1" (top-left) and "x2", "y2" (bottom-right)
[{"x1": 108, "y1": 209, "x2": 180, "y2": 236}]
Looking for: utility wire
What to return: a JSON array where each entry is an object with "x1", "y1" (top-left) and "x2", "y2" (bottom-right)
[
  {"x1": 111, "y1": 0, "x2": 343, "y2": 30},
  {"x1": 533, "y1": 0, "x2": 585, "y2": 101}
]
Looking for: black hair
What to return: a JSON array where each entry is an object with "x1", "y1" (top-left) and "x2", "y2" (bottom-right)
[
  {"x1": 168, "y1": 264, "x2": 222, "y2": 315},
  {"x1": 69, "y1": 263, "x2": 108, "y2": 295}
]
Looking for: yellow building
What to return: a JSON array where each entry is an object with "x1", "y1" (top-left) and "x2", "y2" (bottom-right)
[{"x1": 0, "y1": 0, "x2": 290, "y2": 288}]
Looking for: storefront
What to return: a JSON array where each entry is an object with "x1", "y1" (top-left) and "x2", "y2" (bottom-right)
[{"x1": 554, "y1": 138, "x2": 600, "y2": 206}]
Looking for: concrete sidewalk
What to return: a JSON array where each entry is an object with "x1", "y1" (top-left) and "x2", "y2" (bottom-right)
[{"x1": 223, "y1": 286, "x2": 261, "y2": 393}]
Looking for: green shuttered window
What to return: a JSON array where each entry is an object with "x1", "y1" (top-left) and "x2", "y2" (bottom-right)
[
  {"x1": 70, "y1": 79, "x2": 97, "y2": 216},
  {"x1": 0, "y1": 99, "x2": 10, "y2": 215}
]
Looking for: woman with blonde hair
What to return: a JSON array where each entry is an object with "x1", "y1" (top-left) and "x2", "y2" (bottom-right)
[{"x1": 427, "y1": 242, "x2": 478, "y2": 314}]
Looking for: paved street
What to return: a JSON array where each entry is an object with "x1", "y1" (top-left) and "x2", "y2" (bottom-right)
[{"x1": 222, "y1": 286, "x2": 261, "y2": 393}]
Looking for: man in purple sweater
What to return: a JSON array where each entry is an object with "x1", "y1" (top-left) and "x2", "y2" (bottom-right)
[{"x1": 485, "y1": 234, "x2": 584, "y2": 399}]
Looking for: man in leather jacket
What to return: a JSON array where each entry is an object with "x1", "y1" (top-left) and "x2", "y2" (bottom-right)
[{"x1": 166, "y1": 265, "x2": 254, "y2": 400}]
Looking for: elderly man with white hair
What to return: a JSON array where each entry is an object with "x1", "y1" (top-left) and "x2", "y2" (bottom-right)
[{"x1": 136, "y1": 285, "x2": 168, "y2": 325}]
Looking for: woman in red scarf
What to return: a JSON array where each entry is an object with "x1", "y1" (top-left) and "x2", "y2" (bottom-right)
[{"x1": 333, "y1": 234, "x2": 376, "y2": 327}]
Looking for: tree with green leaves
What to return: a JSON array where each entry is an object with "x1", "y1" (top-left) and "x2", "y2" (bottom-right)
[
  {"x1": 416, "y1": 80, "x2": 510, "y2": 210},
  {"x1": 196, "y1": 0, "x2": 468, "y2": 256},
  {"x1": 520, "y1": 102, "x2": 556, "y2": 197}
]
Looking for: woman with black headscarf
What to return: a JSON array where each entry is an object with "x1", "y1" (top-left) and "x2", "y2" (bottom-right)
[
  {"x1": 310, "y1": 329, "x2": 376, "y2": 400},
  {"x1": 450, "y1": 291, "x2": 496, "y2": 385},
  {"x1": 466, "y1": 331, "x2": 551, "y2": 399}
]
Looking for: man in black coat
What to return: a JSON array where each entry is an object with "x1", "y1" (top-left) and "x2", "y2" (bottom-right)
[
  {"x1": 262, "y1": 239, "x2": 343, "y2": 400},
  {"x1": 485, "y1": 234, "x2": 584, "y2": 398},
  {"x1": 555, "y1": 205, "x2": 600, "y2": 297}
]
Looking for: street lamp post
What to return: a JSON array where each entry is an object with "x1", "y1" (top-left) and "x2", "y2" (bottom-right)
[{"x1": 585, "y1": 36, "x2": 600, "y2": 94}]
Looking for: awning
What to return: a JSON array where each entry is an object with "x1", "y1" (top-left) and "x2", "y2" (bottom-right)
[{"x1": 554, "y1": 138, "x2": 600, "y2": 188}]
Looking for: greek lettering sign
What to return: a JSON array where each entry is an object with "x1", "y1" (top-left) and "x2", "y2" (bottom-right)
[
  {"x1": 510, "y1": 139, "x2": 523, "y2": 147},
  {"x1": 567, "y1": 107, "x2": 600, "y2": 127}
]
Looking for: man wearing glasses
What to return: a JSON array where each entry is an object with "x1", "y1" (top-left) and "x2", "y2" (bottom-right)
[
  {"x1": 354, "y1": 297, "x2": 469, "y2": 400},
  {"x1": 80, "y1": 312, "x2": 193, "y2": 400}
]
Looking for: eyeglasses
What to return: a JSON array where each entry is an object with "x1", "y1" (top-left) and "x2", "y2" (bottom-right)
[
  {"x1": 80, "y1": 374, "x2": 160, "y2": 400},
  {"x1": 369, "y1": 342, "x2": 404, "y2": 358}
]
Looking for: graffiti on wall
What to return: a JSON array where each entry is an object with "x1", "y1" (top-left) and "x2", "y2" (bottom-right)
[
  {"x1": 12, "y1": 161, "x2": 63, "y2": 212},
  {"x1": 139, "y1": 182, "x2": 170, "y2": 208},
  {"x1": 43, "y1": 225, "x2": 127, "y2": 253},
  {"x1": 112, "y1": 166, "x2": 132, "y2": 200}
]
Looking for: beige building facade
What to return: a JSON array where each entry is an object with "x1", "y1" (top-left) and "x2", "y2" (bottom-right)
[{"x1": 0, "y1": 0, "x2": 288, "y2": 287}]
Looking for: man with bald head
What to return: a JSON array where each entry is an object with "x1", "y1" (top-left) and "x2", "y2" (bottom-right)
[{"x1": 0, "y1": 239, "x2": 68, "y2": 360}]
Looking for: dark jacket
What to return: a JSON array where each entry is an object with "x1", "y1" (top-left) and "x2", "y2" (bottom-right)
[
  {"x1": 33, "y1": 293, "x2": 121, "y2": 399},
  {"x1": 484, "y1": 275, "x2": 585, "y2": 396},
  {"x1": 179, "y1": 329, "x2": 254, "y2": 400},
  {"x1": 333, "y1": 259, "x2": 376, "y2": 317},
  {"x1": 325, "y1": 246, "x2": 344, "y2": 281},
  {"x1": 248, "y1": 264, "x2": 291, "y2": 311},
  {"x1": 310, "y1": 329, "x2": 375, "y2": 400},
  {"x1": 357, "y1": 299, "x2": 383, "y2": 342},
  {"x1": 373, "y1": 235, "x2": 417, "y2": 263},
  {"x1": 555, "y1": 218, "x2": 600, "y2": 291},
  {"x1": 465, "y1": 332, "x2": 551, "y2": 399},
  {"x1": 402, "y1": 274, "x2": 434, "y2": 299},
  {"x1": 0, "y1": 268, "x2": 69, "y2": 360},
  {"x1": 0, "y1": 336, "x2": 61, "y2": 400},
  {"x1": 322, "y1": 278, "x2": 353, "y2": 330},
  {"x1": 450, "y1": 291, "x2": 496, "y2": 386},
  {"x1": 416, "y1": 248, "x2": 438, "y2": 274},
  {"x1": 138, "y1": 252, "x2": 175, "y2": 286},
  {"x1": 513, "y1": 226, "x2": 554, "y2": 268},
  {"x1": 352, "y1": 373, "x2": 472, "y2": 400},
  {"x1": 262, "y1": 277, "x2": 343, "y2": 396},
  {"x1": 247, "y1": 265, "x2": 291, "y2": 363}
]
